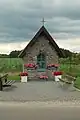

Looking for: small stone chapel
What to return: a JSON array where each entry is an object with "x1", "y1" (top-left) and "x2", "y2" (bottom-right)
[{"x1": 19, "y1": 25, "x2": 63, "y2": 80}]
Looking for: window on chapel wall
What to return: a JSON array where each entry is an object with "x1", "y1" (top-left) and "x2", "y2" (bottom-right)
[{"x1": 37, "y1": 53, "x2": 46, "y2": 71}]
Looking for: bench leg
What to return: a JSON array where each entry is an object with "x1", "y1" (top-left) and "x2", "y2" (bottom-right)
[
  {"x1": 59, "y1": 82, "x2": 70, "y2": 89},
  {"x1": 59, "y1": 82, "x2": 64, "y2": 87},
  {"x1": 5, "y1": 78, "x2": 7, "y2": 83}
]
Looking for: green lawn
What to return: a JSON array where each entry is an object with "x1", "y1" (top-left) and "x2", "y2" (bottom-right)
[{"x1": 8, "y1": 75, "x2": 20, "y2": 81}]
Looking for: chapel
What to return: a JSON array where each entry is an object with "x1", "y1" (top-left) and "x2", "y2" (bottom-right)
[{"x1": 19, "y1": 25, "x2": 63, "y2": 80}]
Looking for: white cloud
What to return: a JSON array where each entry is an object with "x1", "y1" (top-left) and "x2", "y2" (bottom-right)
[
  {"x1": 0, "y1": 38, "x2": 80, "y2": 54},
  {"x1": 56, "y1": 38, "x2": 80, "y2": 52},
  {"x1": 0, "y1": 41, "x2": 29, "y2": 54}
]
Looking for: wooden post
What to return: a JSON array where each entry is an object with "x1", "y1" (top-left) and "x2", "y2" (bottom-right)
[
  {"x1": 23, "y1": 64, "x2": 24, "y2": 72},
  {"x1": 0, "y1": 78, "x2": 3, "y2": 91},
  {"x1": 5, "y1": 77, "x2": 7, "y2": 83},
  {"x1": 10, "y1": 54, "x2": 11, "y2": 69},
  {"x1": 69, "y1": 55, "x2": 72, "y2": 72}
]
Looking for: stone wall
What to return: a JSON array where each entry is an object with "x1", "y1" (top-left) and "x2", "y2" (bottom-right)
[{"x1": 23, "y1": 35, "x2": 59, "y2": 80}]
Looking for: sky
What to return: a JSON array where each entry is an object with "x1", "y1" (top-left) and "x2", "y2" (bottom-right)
[{"x1": 0, "y1": 0, "x2": 80, "y2": 54}]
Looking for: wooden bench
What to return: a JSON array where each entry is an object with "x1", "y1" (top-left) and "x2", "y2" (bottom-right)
[
  {"x1": 0, "y1": 74, "x2": 15, "y2": 91},
  {"x1": 3, "y1": 80, "x2": 16, "y2": 87},
  {"x1": 58, "y1": 74, "x2": 76, "y2": 88},
  {"x1": 0, "y1": 74, "x2": 8, "y2": 91},
  {"x1": 1, "y1": 74, "x2": 8, "y2": 83}
]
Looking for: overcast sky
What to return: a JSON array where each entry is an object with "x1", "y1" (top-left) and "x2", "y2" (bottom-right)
[{"x1": 0, "y1": 0, "x2": 80, "y2": 54}]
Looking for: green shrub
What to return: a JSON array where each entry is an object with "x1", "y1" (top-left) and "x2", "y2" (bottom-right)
[{"x1": 74, "y1": 77, "x2": 80, "y2": 89}]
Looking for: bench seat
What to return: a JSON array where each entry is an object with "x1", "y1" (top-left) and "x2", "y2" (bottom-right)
[
  {"x1": 3, "y1": 80, "x2": 15, "y2": 87},
  {"x1": 59, "y1": 78, "x2": 73, "y2": 84},
  {"x1": 59, "y1": 74, "x2": 76, "y2": 85}
]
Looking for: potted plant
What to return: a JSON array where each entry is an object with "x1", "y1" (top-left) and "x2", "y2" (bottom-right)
[
  {"x1": 52, "y1": 71, "x2": 63, "y2": 81},
  {"x1": 20, "y1": 72, "x2": 28, "y2": 83}
]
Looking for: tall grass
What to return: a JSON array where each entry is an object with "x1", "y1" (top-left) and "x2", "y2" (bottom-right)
[
  {"x1": 59, "y1": 64, "x2": 80, "y2": 77},
  {"x1": 0, "y1": 58, "x2": 23, "y2": 73}
]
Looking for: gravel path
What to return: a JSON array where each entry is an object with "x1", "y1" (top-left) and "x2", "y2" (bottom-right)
[{"x1": 0, "y1": 81, "x2": 80, "y2": 102}]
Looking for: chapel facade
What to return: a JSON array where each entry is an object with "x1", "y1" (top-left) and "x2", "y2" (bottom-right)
[{"x1": 19, "y1": 26, "x2": 63, "y2": 80}]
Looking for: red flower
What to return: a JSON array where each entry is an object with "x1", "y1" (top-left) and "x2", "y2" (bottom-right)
[
  {"x1": 39, "y1": 75, "x2": 48, "y2": 79},
  {"x1": 47, "y1": 64, "x2": 59, "y2": 68},
  {"x1": 24, "y1": 63, "x2": 37, "y2": 68},
  {"x1": 52, "y1": 71, "x2": 63, "y2": 76},
  {"x1": 20, "y1": 72, "x2": 28, "y2": 76},
  {"x1": 54, "y1": 64, "x2": 59, "y2": 67}
]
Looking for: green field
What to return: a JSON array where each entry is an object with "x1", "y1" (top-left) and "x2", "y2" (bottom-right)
[
  {"x1": 0, "y1": 58, "x2": 23, "y2": 81},
  {"x1": 59, "y1": 64, "x2": 80, "y2": 77},
  {"x1": 0, "y1": 58, "x2": 23, "y2": 73},
  {"x1": 0, "y1": 58, "x2": 80, "y2": 89}
]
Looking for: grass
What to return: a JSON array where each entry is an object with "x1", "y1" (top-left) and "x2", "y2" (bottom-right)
[
  {"x1": 59, "y1": 64, "x2": 80, "y2": 89},
  {"x1": 74, "y1": 77, "x2": 80, "y2": 89},
  {"x1": 0, "y1": 58, "x2": 22, "y2": 81},
  {"x1": 8, "y1": 75, "x2": 20, "y2": 81},
  {"x1": 59, "y1": 64, "x2": 80, "y2": 77},
  {"x1": 0, "y1": 58, "x2": 23, "y2": 73}
]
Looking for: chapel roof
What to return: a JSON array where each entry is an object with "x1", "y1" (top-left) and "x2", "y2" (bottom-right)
[{"x1": 19, "y1": 26, "x2": 64, "y2": 58}]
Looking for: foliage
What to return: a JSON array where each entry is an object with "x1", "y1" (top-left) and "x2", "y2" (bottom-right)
[
  {"x1": 60, "y1": 48, "x2": 73, "y2": 58},
  {"x1": 0, "y1": 50, "x2": 22, "y2": 58},
  {"x1": 74, "y1": 77, "x2": 80, "y2": 89},
  {"x1": 0, "y1": 54, "x2": 9, "y2": 58},
  {"x1": 9, "y1": 50, "x2": 22, "y2": 58},
  {"x1": 59, "y1": 64, "x2": 80, "y2": 77}
]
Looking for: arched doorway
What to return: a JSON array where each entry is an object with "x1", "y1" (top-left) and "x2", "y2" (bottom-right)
[{"x1": 37, "y1": 53, "x2": 46, "y2": 71}]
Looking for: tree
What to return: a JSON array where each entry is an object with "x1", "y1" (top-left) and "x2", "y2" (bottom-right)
[
  {"x1": 9, "y1": 50, "x2": 21, "y2": 58},
  {"x1": 60, "y1": 48, "x2": 73, "y2": 58}
]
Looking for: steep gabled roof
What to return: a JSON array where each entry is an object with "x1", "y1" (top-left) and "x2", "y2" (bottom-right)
[{"x1": 19, "y1": 26, "x2": 64, "y2": 58}]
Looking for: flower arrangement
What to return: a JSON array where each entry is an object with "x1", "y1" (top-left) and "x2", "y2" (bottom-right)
[
  {"x1": 20, "y1": 72, "x2": 28, "y2": 76},
  {"x1": 24, "y1": 63, "x2": 38, "y2": 69},
  {"x1": 47, "y1": 64, "x2": 59, "y2": 69},
  {"x1": 39, "y1": 75, "x2": 48, "y2": 79},
  {"x1": 52, "y1": 71, "x2": 63, "y2": 76}
]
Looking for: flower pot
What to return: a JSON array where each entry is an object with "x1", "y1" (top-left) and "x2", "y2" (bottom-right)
[
  {"x1": 52, "y1": 71, "x2": 63, "y2": 82},
  {"x1": 55, "y1": 75, "x2": 62, "y2": 82},
  {"x1": 21, "y1": 76, "x2": 28, "y2": 83},
  {"x1": 20, "y1": 72, "x2": 28, "y2": 83}
]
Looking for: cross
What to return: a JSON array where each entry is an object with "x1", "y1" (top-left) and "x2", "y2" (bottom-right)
[{"x1": 41, "y1": 18, "x2": 46, "y2": 26}]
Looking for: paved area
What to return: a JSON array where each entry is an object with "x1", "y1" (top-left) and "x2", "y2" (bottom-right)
[
  {"x1": 0, "y1": 81, "x2": 80, "y2": 102},
  {"x1": 0, "y1": 103, "x2": 80, "y2": 120}
]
